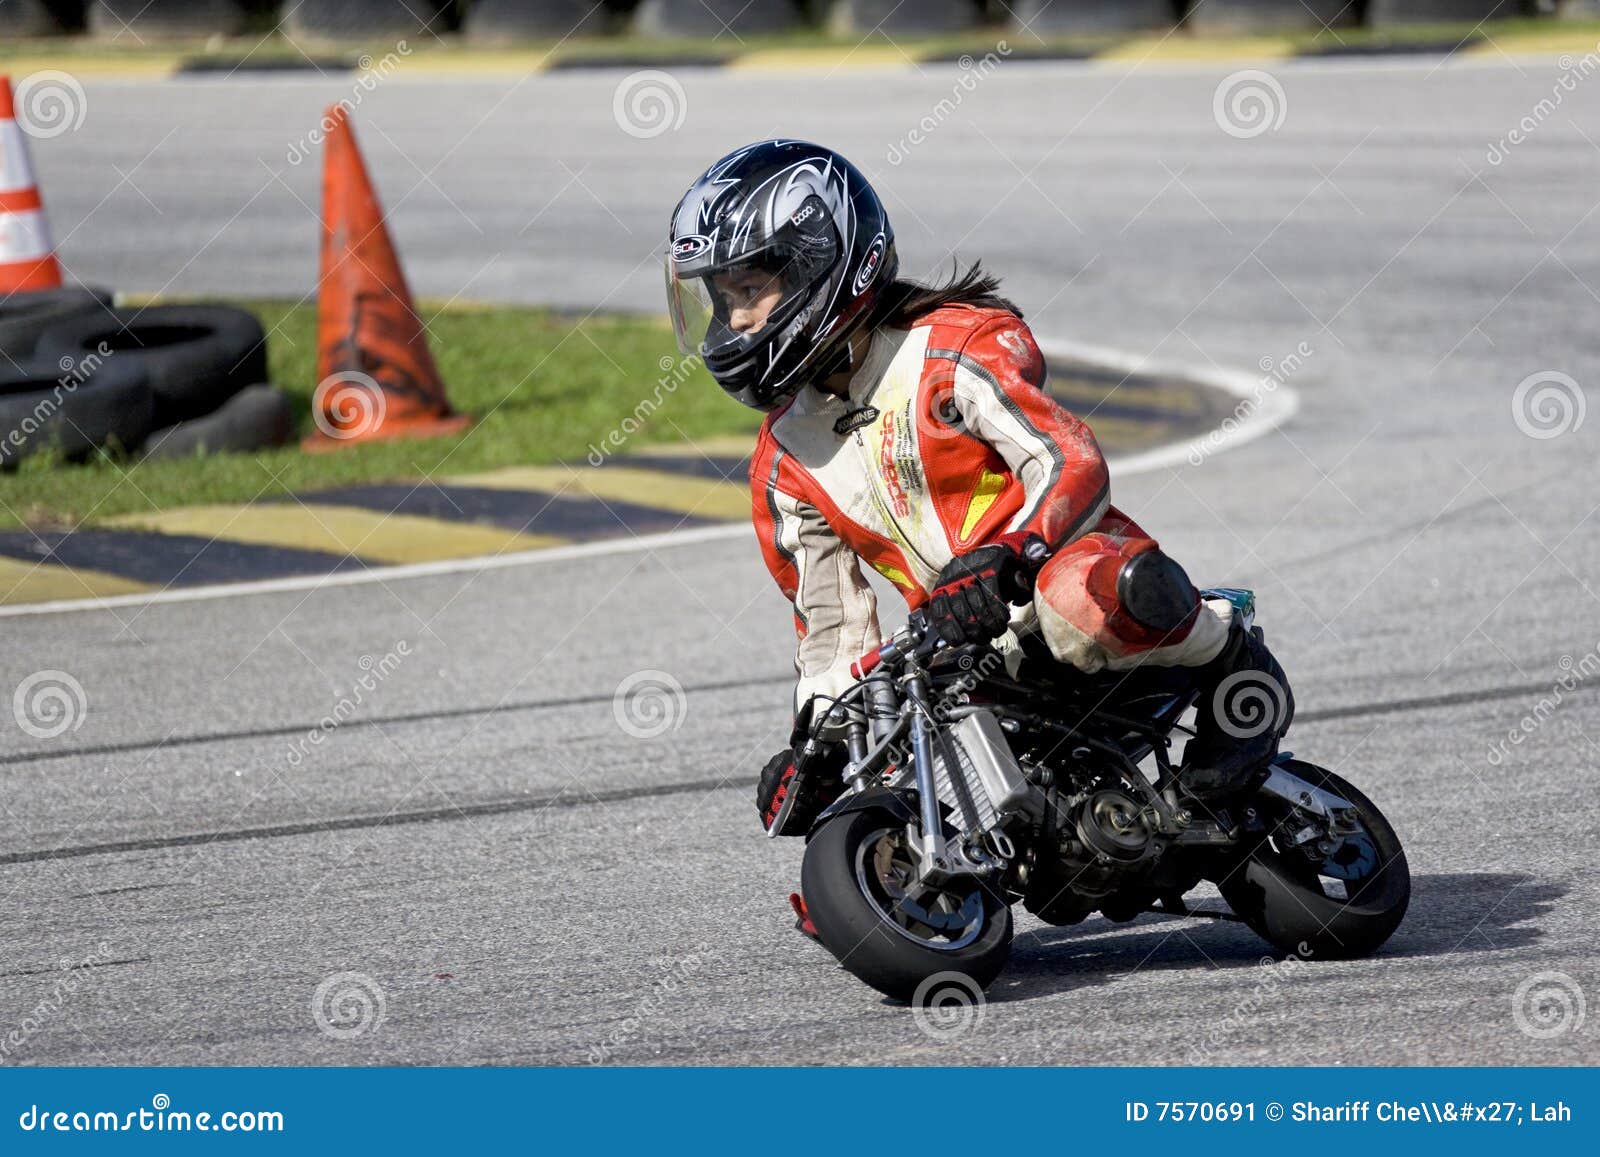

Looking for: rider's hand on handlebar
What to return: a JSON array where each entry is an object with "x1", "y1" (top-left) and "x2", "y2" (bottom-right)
[{"x1": 926, "y1": 532, "x2": 1048, "y2": 647}]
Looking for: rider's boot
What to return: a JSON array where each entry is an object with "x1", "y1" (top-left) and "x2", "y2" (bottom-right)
[
  {"x1": 789, "y1": 893, "x2": 820, "y2": 942},
  {"x1": 1177, "y1": 614, "x2": 1295, "y2": 803}
]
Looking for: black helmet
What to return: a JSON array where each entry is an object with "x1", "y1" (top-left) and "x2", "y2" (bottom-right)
[{"x1": 665, "y1": 139, "x2": 898, "y2": 410}]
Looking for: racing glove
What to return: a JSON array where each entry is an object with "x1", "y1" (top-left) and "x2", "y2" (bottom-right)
[
  {"x1": 926, "y1": 531, "x2": 1049, "y2": 647},
  {"x1": 756, "y1": 735, "x2": 846, "y2": 838}
]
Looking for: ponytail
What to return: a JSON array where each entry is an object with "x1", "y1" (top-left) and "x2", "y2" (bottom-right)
[{"x1": 874, "y1": 260, "x2": 1022, "y2": 328}]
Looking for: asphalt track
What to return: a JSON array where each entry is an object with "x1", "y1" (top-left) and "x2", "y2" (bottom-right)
[{"x1": 3, "y1": 54, "x2": 1599, "y2": 1065}]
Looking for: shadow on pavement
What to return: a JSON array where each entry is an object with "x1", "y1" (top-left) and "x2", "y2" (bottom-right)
[{"x1": 980, "y1": 872, "x2": 1559, "y2": 1005}]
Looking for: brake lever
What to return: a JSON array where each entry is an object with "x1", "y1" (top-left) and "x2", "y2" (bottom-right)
[{"x1": 908, "y1": 609, "x2": 944, "y2": 662}]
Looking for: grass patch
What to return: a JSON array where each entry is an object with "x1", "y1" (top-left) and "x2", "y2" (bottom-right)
[{"x1": 0, "y1": 301, "x2": 757, "y2": 531}]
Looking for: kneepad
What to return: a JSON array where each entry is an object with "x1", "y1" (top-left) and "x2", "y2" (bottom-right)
[{"x1": 1115, "y1": 549, "x2": 1199, "y2": 632}]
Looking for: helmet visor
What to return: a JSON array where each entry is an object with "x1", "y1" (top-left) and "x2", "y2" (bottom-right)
[{"x1": 666, "y1": 251, "x2": 821, "y2": 363}]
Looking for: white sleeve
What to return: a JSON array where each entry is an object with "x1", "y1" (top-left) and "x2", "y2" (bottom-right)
[{"x1": 765, "y1": 485, "x2": 883, "y2": 715}]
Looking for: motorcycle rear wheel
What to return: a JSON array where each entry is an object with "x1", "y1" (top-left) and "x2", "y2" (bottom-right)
[
  {"x1": 1217, "y1": 760, "x2": 1409, "y2": 960},
  {"x1": 801, "y1": 808, "x2": 1012, "y2": 1003}
]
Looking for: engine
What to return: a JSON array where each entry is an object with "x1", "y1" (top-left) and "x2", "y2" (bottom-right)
[{"x1": 1020, "y1": 774, "x2": 1164, "y2": 925}]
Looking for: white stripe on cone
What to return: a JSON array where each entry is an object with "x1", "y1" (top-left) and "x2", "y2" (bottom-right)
[
  {"x1": 0, "y1": 208, "x2": 53, "y2": 262},
  {"x1": 0, "y1": 121, "x2": 38, "y2": 195}
]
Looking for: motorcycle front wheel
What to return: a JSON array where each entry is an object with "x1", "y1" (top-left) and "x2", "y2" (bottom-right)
[
  {"x1": 800, "y1": 808, "x2": 1012, "y2": 1003},
  {"x1": 1217, "y1": 760, "x2": 1409, "y2": 961}
]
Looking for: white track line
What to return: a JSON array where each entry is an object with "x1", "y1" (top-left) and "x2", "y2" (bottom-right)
[{"x1": 0, "y1": 337, "x2": 1296, "y2": 619}]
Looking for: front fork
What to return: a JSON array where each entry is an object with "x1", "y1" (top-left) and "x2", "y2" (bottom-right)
[
  {"x1": 837, "y1": 658, "x2": 970, "y2": 885},
  {"x1": 904, "y1": 674, "x2": 954, "y2": 881}
]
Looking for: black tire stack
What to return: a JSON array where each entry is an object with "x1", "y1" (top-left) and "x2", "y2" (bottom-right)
[
  {"x1": 86, "y1": 0, "x2": 262, "y2": 37},
  {"x1": 0, "y1": 293, "x2": 294, "y2": 468}
]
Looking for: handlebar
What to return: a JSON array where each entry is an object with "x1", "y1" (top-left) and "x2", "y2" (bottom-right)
[
  {"x1": 847, "y1": 536, "x2": 1057, "y2": 681},
  {"x1": 848, "y1": 611, "x2": 942, "y2": 679}
]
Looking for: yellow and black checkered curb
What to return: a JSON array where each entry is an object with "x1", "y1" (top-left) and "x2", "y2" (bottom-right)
[
  {"x1": 4, "y1": 25, "x2": 1598, "y2": 83},
  {"x1": 0, "y1": 363, "x2": 1231, "y2": 608}
]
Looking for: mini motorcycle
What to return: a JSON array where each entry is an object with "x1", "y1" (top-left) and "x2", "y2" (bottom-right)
[{"x1": 795, "y1": 588, "x2": 1409, "y2": 1002}]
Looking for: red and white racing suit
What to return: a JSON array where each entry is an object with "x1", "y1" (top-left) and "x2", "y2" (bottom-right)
[{"x1": 749, "y1": 304, "x2": 1233, "y2": 712}]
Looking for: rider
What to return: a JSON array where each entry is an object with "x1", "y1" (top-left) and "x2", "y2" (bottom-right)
[{"x1": 664, "y1": 140, "x2": 1293, "y2": 841}]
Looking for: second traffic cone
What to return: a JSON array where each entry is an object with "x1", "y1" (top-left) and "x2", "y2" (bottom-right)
[
  {"x1": 304, "y1": 104, "x2": 470, "y2": 450},
  {"x1": 0, "y1": 76, "x2": 64, "y2": 295}
]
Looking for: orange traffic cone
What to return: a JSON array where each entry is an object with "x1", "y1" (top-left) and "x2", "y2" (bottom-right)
[
  {"x1": 303, "y1": 104, "x2": 470, "y2": 450},
  {"x1": 0, "y1": 76, "x2": 64, "y2": 295}
]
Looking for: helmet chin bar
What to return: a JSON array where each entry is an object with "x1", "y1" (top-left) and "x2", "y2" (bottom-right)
[{"x1": 701, "y1": 273, "x2": 845, "y2": 409}]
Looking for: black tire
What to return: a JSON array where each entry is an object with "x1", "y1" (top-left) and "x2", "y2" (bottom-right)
[
  {"x1": 284, "y1": 0, "x2": 454, "y2": 38},
  {"x1": 800, "y1": 808, "x2": 1012, "y2": 1002},
  {"x1": 87, "y1": 0, "x2": 258, "y2": 37},
  {"x1": 631, "y1": 0, "x2": 801, "y2": 36},
  {"x1": 0, "y1": 0, "x2": 82, "y2": 36},
  {"x1": 140, "y1": 383, "x2": 295, "y2": 460},
  {"x1": 33, "y1": 304, "x2": 266, "y2": 427},
  {"x1": 1217, "y1": 760, "x2": 1410, "y2": 960},
  {"x1": 0, "y1": 286, "x2": 114, "y2": 365},
  {"x1": 0, "y1": 356, "x2": 154, "y2": 467},
  {"x1": 463, "y1": 0, "x2": 613, "y2": 39},
  {"x1": 832, "y1": 0, "x2": 979, "y2": 34}
]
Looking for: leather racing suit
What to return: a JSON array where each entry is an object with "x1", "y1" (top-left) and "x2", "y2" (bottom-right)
[{"x1": 748, "y1": 303, "x2": 1235, "y2": 714}]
